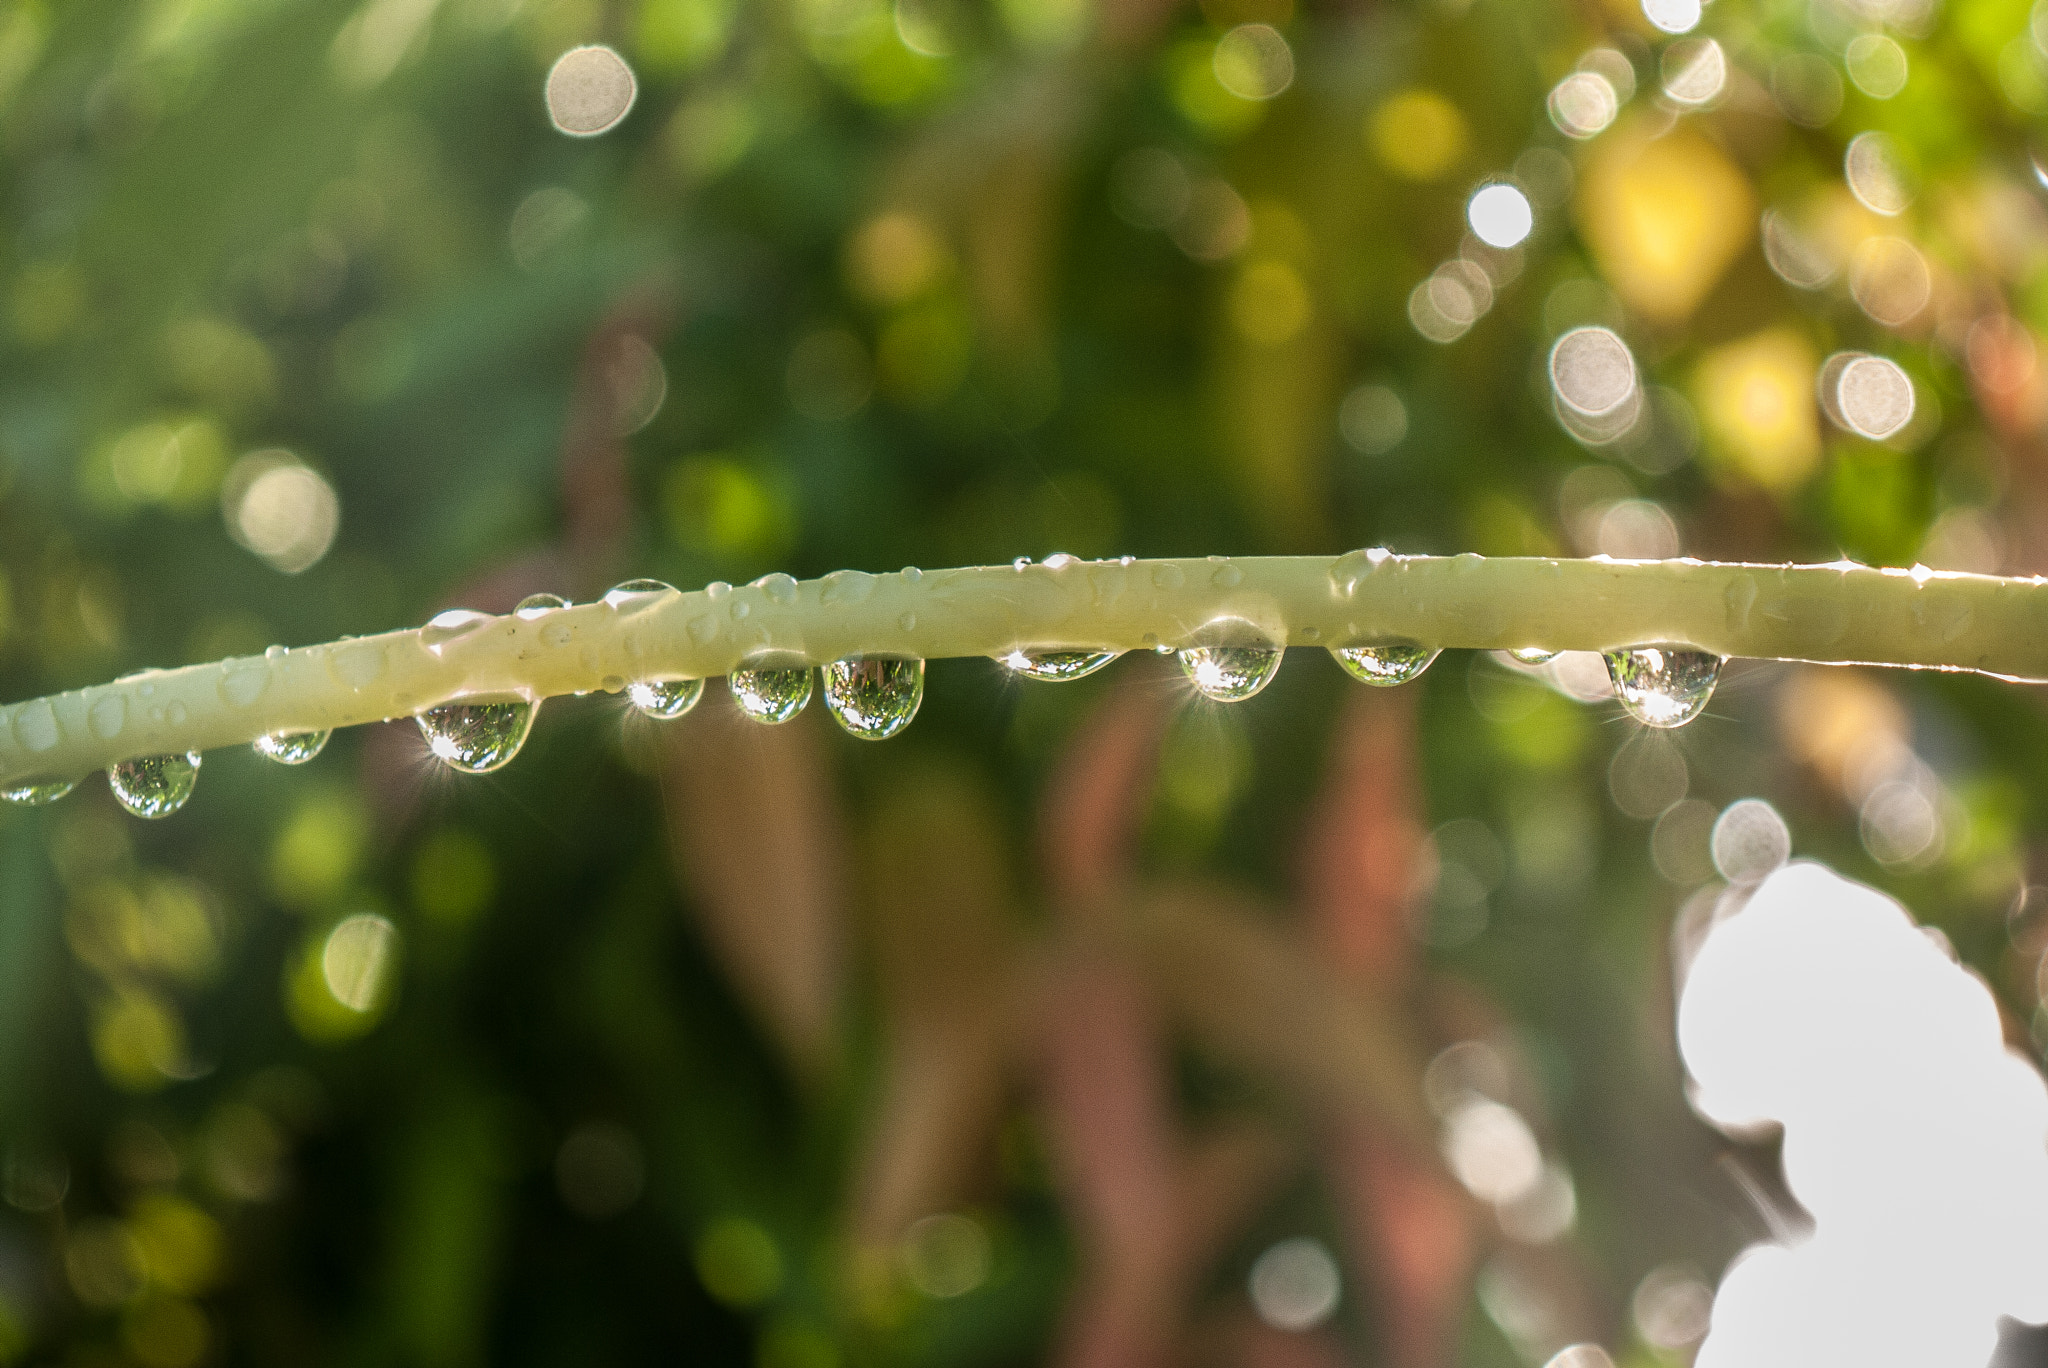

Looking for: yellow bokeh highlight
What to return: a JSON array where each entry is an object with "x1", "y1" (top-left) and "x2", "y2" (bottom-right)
[
  {"x1": 269, "y1": 791, "x2": 366, "y2": 910},
  {"x1": 121, "y1": 1297, "x2": 208, "y2": 1368},
  {"x1": 1576, "y1": 119, "x2": 1755, "y2": 322},
  {"x1": 1692, "y1": 328, "x2": 1821, "y2": 493},
  {"x1": 91, "y1": 990, "x2": 186, "y2": 1092},
  {"x1": 127, "y1": 1194, "x2": 224, "y2": 1297},
  {"x1": 1367, "y1": 90, "x2": 1468, "y2": 181},
  {"x1": 635, "y1": 0, "x2": 735, "y2": 73},
  {"x1": 695, "y1": 1217, "x2": 783, "y2": 1307},
  {"x1": 846, "y1": 211, "x2": 949, "y2": 306},
  {"x1": 1229, "y1": 259, "x2": 1311, "y2": 346},
  {"x1": 663, "y1": 455, "x2": 795, "y2": 560}
]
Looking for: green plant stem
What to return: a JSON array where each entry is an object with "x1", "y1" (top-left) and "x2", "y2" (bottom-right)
[{"x1": 2, "y1": 553, "x2": 2041, "y2": 787}]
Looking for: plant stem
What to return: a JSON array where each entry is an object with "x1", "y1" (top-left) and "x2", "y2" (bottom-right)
[{"x1": 2, "y1": 554, "x2": 2041, "y2": 787}]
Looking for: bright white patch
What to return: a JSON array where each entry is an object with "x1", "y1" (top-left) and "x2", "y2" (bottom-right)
[
  {"x1": 1249, "y1": 1238, "x2": 1341, "y2": 1330},
  {"x1": 1468, "y1": 183, "x2": 1534, "y2": 248},
  {"x1": 1680, "y1": 862, "x2": 2048, "y2": 1368}
]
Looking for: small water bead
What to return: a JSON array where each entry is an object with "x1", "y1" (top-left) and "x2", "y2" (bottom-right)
[
  {"x1": 1, "y1": 777, "x2": 76, "y2": 805},
  {"x1": 1042, "y1": 552, "x2": 1079, "y2": 569},
  {"x1": 1508, "y1": 647, "x2": 1560, "y2": 665},
  {"x1": 416, "y1": 700, "x2": 538, "y2": 773},
  {"x1": 729, "y1": 666, "x2": 812, "y2": 724},
  {"x1": 515, "y1": 593, "x2": 570, "y2": 617},
  {"x1": 1013, "y1": 557, "x2": 1032, "y2": 571},
  {"x1": 108, "y1": 752, "x2": 202, "y2": 819},
  {"x1": 753, "y1": 572, "x2": 799, "y2": 605},
  {"x1": 1178, "y1": 644, "x2": 1284, "y2": 702},
  {"x1": 603, "y1": 579, "x2": 676, "y2": 608},
  {"x1": 822, "y1": 657, "x2": 924, "y2": 740},
  {"x1": 628, "y1": 678, "x2": 703, "y2": 720},
  {"x1": 253, "y1": 730, "x2": 331, "y2": 764},
  {"x1": 1331, "y1": 641, "x2": 1438, "y2": 686},
  {"x1": 1001, "y1": 649, "x2": 1121, "y2": 681},
  {"x1": 1602, "y1": 645, "x2": 1722, "y2": 729}
]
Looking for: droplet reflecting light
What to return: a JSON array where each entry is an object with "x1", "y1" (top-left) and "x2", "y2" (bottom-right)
[
  {"x1": 1, "y1": 777, "x2": 76, "y2": 805},
  {"x1": 1178, "y1": 643, "x2": 1284, "y2": 702},
  {"x1": 1604, "y1": 646, "x2": 1722, "y2": 728},
  {"x1": 628, "y1": 679, "x2": 703, "y2": 720},
  {"x1": 1001, "y1": 649, "x2": 1122, "y2": 681},
  {"x1": 1331, "y1": 641, "x2": 1439, "y2": 686},
  {"x1": 416, "y1": 701, "x2": 537, "y2": 773},
  {"x1": 821, "y1": 657, "x2": 924, "y2": 740},
  {"x1": 108, "y1": 752, "x2": 202, "y2": 818},
  {"x1": 254, "y1": 731, "x2": 331, "y2": 764},
  {"x1": 730, "y1": 666, "x2": 812, "y2": 724}
]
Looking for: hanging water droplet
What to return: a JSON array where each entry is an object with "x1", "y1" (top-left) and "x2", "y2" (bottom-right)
[
  {"x1": 1177, "y1": 643, "x2": 1284, "y2": 702},
  {"x1": 515, "y1": 592, "x2": 570, "y2": 618},
  {"x1": 1000, "y1": 649, "x2": 1122, "y2": 681},
  {"x1": 108, "y1": 752, "x2": 202, "y2": 819},
  {"x1": 416, "y1": 700, "x2": 538, "y2": 772},
  {"x1": 253, "y1": 730, "x2": 331, "y2": 764},
  {"x1": 1, "y1": 776, "x2": 76, "y2": 805},
  {"x1": 822, "y1": 657, "x2": 924, "y2": 740},
  {"x1": 1508, "y1": 647, "x2": 1559, "y2": 665},
  {"x1": 729, "y1": 666, "x2": 812, "y2": 724},
  {"x1": 1603, "y1": 645, "x2": 1722, "y2": 728},
  {"x1": 602, "y1": 579, "x2": 675, "y2": 609},
  {"x1": 628, "y1": 678, "x2": 703, "y2": 720},
  {"x1": 1330, "y1": 640, "x2": 1438, "y2": 686}
]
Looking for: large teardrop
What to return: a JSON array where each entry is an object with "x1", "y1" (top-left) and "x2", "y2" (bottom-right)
[
  {"x1": 108, "y1": 752, "x2": 202, "y2": 818},
  {"x1": 1330, "y1": 641, "x2": 1438, "y2": 686},
  {"x1": 1176, "y1": 644, "x2": 1284, "y2": 702},
  {"x1": 1, "y1": 776, "x2": 76, "y2": 806},
  {"x1": 1603, "y1": 646, "x2": 1722, "y2": 728},
  {"x1": 999, "y1": 649, "x2": 1121, "y2": 682},
  {"x1": 628, "y1": 678, "x2": 704, "y2": 720},
  {"x1": 253, "y1": 730, "x2": 331, "y2": 764},
  {"x1": 729, "y1": 666, "x2": 812, "y2": 724},
  {"x1": 822, "y1": 657, "x2": 924, "y2": 740},
  {"x1": 416, "y1": 700, "x2": 538, "y2": 772}
]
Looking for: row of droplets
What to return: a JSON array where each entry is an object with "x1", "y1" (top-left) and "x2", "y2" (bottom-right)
[{"x1": 0, "y1": 576, "x2": 1725, "y2": 818}]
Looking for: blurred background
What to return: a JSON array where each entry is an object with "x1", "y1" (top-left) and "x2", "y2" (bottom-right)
[{"x1": 3, "y1": 0, "x2": 2048, "y2": 1362}]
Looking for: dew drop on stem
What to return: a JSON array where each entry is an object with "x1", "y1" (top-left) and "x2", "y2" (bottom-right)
[
  {"x1": 1, "y1": 777, "x2": 76, "y2": 805},
  {"x1": 1177, "y1": 644, "x2": 1284, "y2": 702},
  {"x1": 416, "y1": 700, "x2": 538, "y2": 773},
  {"x1": 1603, "y1": 645, "x2": 1722, "y2": 728},
  {"x1": 1330, "y1": 641, "x2": 1439, "y2": 686},
  {"x1": 602, "y1": 579, "x2": 676, "y2": 609},
  {"x1": 515, "y1": 593, "x2": 570, "y2": 617},
  {"x1": 729, "y1": 666, "x2": 812, "y2": 724},
  {"x1": 1508, "y1": 647, "x2": 1559, "y2": 665},
  {"x1": 628, "y1": 679, "x2": 704, "y2": 720},
  {"x1": 822, "y1": 657, "x2": 924, "y2": 740},
  {"x1": 108, "y1": 752, "x2": 202, "y2": 818},
  {"x1": 254, "y1": 730, "x2": 331, "y2": 764},
  {"x1": 999, "y1": 649, "x2": 1121, "y2": 681}
]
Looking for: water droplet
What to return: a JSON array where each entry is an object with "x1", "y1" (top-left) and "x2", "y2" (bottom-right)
[
  {"x1": 1152, "y1": 563, "x2": 1186, "y2": 590},
  {"x1": 1043, "y1": 552, "x2": 1078, "y2": 569},
  {"x1": 730, "y1": 599, "x2": 751, "y2": 620},
  {"x1": 265, "y1": 644, "x2": 286, "y2": 660},
  {"x1": 421, "y1": 608, "x2": 492, "y2": 652},
  {"x1": 13, "y1": 700, "x2": 59, "y2": 753},
  {"x1": 819, "y1": 570, "x2": 876, "y2": 604},
  {"x1": 1177, "y1": 644, "x2": 1284, "y2": 701},
  {"x1": 254, "y1": 730, "x2": 331, "y2": 764},
  {"x1": 1119, "y1": 554, "x2": 1136, "y2": 567},
  {"x1": 628, "y1": 679, "x2": 703, "y2": 720},
  {"x1": 1507, "y1": 647, "x2": 1559, "y2": 665},
  {"x1": 705, "y1": 580, "x2": 731, "y2": 599},
  {"x1": 1212, "y1": 562, "x2": 1244, "y2": 588},
  {"x1": 516, "y1": 592, "x2": 570, "y2": 618},
  {"x1": 1330, "y1": 641, "x2": 1438, "y2": 686},
  {"x1": 108, "y1": 752, "x2": 202, "y2": 819},
  {"x1": 898, "y1": 611, "x2": 918, "y2": 631},
  {"x1": 416, "y1": 700, "x2": 538, "y2": 772},
  {"x1": 686, "y1": 615, "x2": 719, "y2": 644},
  {"x1": 1, "y1": 777, "x2": 75, "y2": 805},
  {"x1": 1603, "y1": 645, "x2": 1722, "y2": 728},
  {"x1": 822, "y1": 657, "x2": 924, "y2": 740},
  {"x1": 1000, "y1": 649, "x2": 1122, "y2": 681},
  {"x1": 901, "y1": 566, "x2": 924, "y2": 584},
  {"x1": 729, "y1": 667, "x2": 812, "y2": 724},
  {"x1": 88, "y1": 695, "x2": 127, "y2": 740},
  {"x1": 753, "y1": 572, "x2": 799, "y2": 605},
  {"x1": 218, "y1": 665, "x2": 270, "y2": 708},
  {"x1": 1012, "y1": 557, "x2": 1032, "y2": 571},
  {"x1": 603, "y1": 579, "x2": 675, "y2": 610}
]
